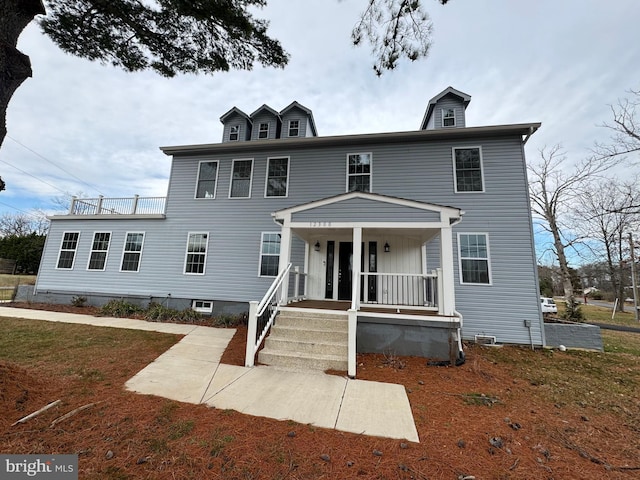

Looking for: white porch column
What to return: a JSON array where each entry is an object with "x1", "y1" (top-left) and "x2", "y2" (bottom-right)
[
  {"x1": 278, "y1": 226, "x2": 292, "y2": 304},
  {"x1": 440, "y1": 225, "x2": 456, "y2": 316},
  {"x1": 351, "y1": 227, "x2": 362, "y2": 310}
]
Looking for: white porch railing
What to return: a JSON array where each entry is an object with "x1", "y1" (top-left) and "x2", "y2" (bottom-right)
[
  {"x1": 69, "y1": 195, "x2": 166, "y2": 215},
  {"x1": 360, "y1": 271, "x2": 439, "y2": 309}
]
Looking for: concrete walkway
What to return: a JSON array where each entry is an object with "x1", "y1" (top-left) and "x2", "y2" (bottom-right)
[{"x1": 0, "y1": 306, "x2": 419, "y2": 442}]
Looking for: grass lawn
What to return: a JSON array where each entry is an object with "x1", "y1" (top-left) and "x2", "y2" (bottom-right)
[
  {"x1": 0, "y1": 274, "x2": 36, "y2": 301},
  {"x1": 557, "y1": 300, "x2": 640, "y2": 327}
]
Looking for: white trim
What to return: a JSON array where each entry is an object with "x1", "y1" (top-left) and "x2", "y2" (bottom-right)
[
  {"x1": 346, "y1": 152, "x2": 372, "y2": 193},
  {"x1": 194, "y1": 160, "x2": 219, "y2": 199},
  {"x1": 258, "y1": 122, "x2": 269, "y2": 139},
  {"x1": 119, "y1": 231, "x2": 145, "y2": 272},
  {"x1": 258, "y1": 232, "x2": 281, "y2": 277},
  {"x1": 55, "y1": 231, "x2": 80, "y2": 270},
  {"x1": 229, "y1": 125, "x2": 240, "y2": 141},
  {"x1": 457, "y1": 232, "x2": 492, "y2": 285},
  {"x1": 442, "y1": 108, "x2": 456, "y2": 127},
  {"x1": 86, "y1": 231, "x2": 112, "y2": 271},
  {"x1": 228, "y1": 158, "x2": 254, "y2": 198},
  {"x1": 264, "y1": 156, "x2": 290, "y2": 198},
  {"x1": 288, "y1": 221, "x2": 450, "y2": 230},
  {"x1": 192, "y1": 299, "x2": 213, "y2": 313},
  {"x1": 452, "y1": 146, "x2": 485, "y2": 193},
  {"x1": 184, "y1": 232, "x2": 209, "y2": 275},
  {"x1": 288, "y1": 119, "x2": 300, "y2": 137}
]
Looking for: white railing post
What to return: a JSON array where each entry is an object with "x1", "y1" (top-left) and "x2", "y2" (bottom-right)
[
  {"x1": 436, "y1": 267, "x2": 444, "y2": 315},
  {"x1": 69, "y1": 196, "x2": 77, "y2": 214},
  {"x1": 245, "y1": 301, "x2": 259, "y2": 367},
  {"x1": 293, "y1": 266, "x2": 300, "y2": 299},
  {"x1": 347, "y1": 308, "x2": 357, "y2": 378},
  {"x1": 131, "y1": 194, "x2": 140, "y2": 214},
  {"x1": 96, "y1": 195, "x2": 104, "y2": 214}
]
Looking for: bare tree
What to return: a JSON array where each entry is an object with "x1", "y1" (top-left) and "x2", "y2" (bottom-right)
[
  {"x1": 594, "y1": 89, "x2": 640, "y2": 160},
  {"x1": 0, "y1": 211, "x2": 48, "y2": 237}
]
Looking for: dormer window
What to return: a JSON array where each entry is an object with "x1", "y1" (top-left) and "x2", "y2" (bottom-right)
[
  {"x1": 258, "y1": 123, "x2": 269, "y2": 139},
  {"x1": 229, "y1": 125, "x2": 239, "y2": 141},
  {"x1": 288, "y1": 120, "x2": 299, "y2": 137},
  {"x1": 442, "y1": 108, "x2": 456, "y2": 127}
]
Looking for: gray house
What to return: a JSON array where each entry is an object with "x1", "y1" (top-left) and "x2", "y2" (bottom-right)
[{"x1": 34, "y1": 87, "x2": 543, "y2": 375}]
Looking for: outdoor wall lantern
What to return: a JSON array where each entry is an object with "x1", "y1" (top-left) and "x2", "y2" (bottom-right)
[
  {"x1": 314, "y1": 241, "x2": 321, "y2": 252},
  {"x1": 384, "y1": 242, "x2": 390, "y2": 253}
]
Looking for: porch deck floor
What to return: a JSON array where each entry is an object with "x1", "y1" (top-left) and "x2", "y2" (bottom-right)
[{"x1": 288, "y1": 299, "x2": 456, "y2": 318}]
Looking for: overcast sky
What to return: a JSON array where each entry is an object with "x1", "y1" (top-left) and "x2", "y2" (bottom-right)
[{"x1": 1, "y1": 0, "x2": 639, "y2": 238}]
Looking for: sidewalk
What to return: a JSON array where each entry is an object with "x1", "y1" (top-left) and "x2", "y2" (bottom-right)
[{"x1": 0, "y1": 306, "x2": 419, "y2": 443}]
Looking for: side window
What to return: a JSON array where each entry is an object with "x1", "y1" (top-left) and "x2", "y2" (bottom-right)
[
  {"x1": 453, "y1": 147, "x2": 484, "y2": 193},
  {"x1": 87, "y1": 232, "x2": 111, "y2": 270},
  {"x1": 195, "y1": 161, "x2": 218, "y2": 199},
  {"x1": 259, "y1": 233, "x2": 281, "y2": 277},
  {"x1": 458, "y1": 233, "x2": 491, "y2": 285},
  {"x1": 288, "y1": 120, "x2": 299, "y2": 137},
  {"x1": 229, "y1": 125, "x2": 239, "y2": 141},
  {"x1": 258, "y1": 122, "x2": 269, "y2": 139},
  {"x1": 442, "y1": 108, "x2": 456, "y2": 127},
  {"x1": 121, "y1": 232, "x2": 145, "y2": 272},
  {"x1": 265, "y1": 157, "x2": 289, "y2": 197},
  {"x1": 184, "y1": 233, "x2": 208, "y2": 275},
  {"x1": 229, "y1": 159, "x2": 253, "y2": 198},
  {"x1": 56, "y1": 232, "x2": 80, "y2": 269},
  {"x1": 347, "y1": 153, "x2": 372, "y2": 192}
]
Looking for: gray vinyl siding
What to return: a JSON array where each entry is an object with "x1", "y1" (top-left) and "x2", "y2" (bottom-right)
[
  {"x1": 36, "y1": 130, "x2": 542, "y2": 346},
  {"x1": 281, "y1": 109, "x2": 309, "y2": 138},
  {"x1": 221, "y1": 113, "x2": 251, "y2": 142},
  {"x1": 432, "y1": 94, "x2": 466, "y2": 129},
  {"x1": 250, "y1": 113, "x2": 278, "y2": 141}
]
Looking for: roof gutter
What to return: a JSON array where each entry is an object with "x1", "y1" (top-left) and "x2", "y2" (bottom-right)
[{"x1": 523, "y1": 125, "x2": 539, "y2": 145}]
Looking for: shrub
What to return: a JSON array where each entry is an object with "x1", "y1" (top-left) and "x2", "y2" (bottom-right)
[
  {"x1": 211, "y1": 313, "x2": 247, "y2": 327},
  {"x1": 71, "y1": 295, "x2": 87, "y2": 307},
  {"x1": 100, "y1": 299, "x2": 143, "y2": 317},
  {"x1": 145, "y1": 302, "x2": 202, "y2": 323}
]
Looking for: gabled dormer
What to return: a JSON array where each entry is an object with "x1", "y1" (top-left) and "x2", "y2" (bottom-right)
[
  {"x1": 220, "y1": 107, "x2": 252, "y2": 142},
  {"x1": 249, "y1": 104, "x2": 281, "y2": 141},
  {"x1": 420, "y1": 87, "x2": 471, "y2": 130},
  {"x1": 280, "y1": 101, "x2": 318, "y2": 139}
]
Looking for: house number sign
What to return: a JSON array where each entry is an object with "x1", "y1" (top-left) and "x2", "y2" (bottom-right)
[{"x1": 309, "y1": 221, "x2": 332, "y2": 227}]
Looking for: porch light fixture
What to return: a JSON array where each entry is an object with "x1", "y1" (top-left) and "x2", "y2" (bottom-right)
[
  {"x1": 384, "y1": 242, "x2": 390, "y2": 253},
  {"x1": 314, "y1": 241, "x2": 321, "y2": 252}
]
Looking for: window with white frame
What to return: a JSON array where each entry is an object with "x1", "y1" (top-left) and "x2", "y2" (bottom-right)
[
  {"x1": 347, "y1": 153, "x2": 372, "y2": 192},
  {"x1": 258, "y1": 122, "x2": 269, "y2": 139},
  {"x1": 453, "y1": 147, "x2": 484, "y2": 193},
  {"x1": 184, "y1": 233, "x2": 208, "y2": 274},
  {"x1": 458, "y1": 233, "x2": 491, "y2": 284},
  {"x1": 229, "y1": 125, "x2": 239, "y2": 141},
  {"x1": 56, "y1": 232, "x2": 80, "y2": 269},
  {"x1": 288, "y1": 120, "x2": 299, "y2": 137},
  {"x1": 195, "y1": 161, "x2": 218, "y2": 198},
  {"x1": 229, "y1": 159, "x2": 253, "y2": 198},
  {"x1": 259, "y1": 232, "x2": 281, "y2": 277},
  {"x1": 442, "y1": 108, "x2": 456, "y2": 127},
  {"x1": 192, "y1": 300, "x2": 213, "y2": 313},
  {"x1": 121, "y1": 232, "x2": 145, "y2": 272},
  {"x1": 87, "y1": 232, "x2": 111, "y2": 270},
  {"x1": 265, "y1": 157, "x2": 289, "y2": 197}
]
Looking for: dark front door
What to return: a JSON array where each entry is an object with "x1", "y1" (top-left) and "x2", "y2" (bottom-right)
[{"x1": 338, "y1": 242, "x2": 352, "y2": 300}]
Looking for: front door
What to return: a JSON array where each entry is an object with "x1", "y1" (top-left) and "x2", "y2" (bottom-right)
[{"x1": 337, "y1": 242, "x2": 352, "y2": 300}]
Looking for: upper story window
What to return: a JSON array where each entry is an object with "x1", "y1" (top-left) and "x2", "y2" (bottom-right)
[
  {"x1": 56, "y1": 232, "x2": 79, "y2": 269},
  {"x1": 229, "y1": 125, "x2": 240, "y2": 141},
  {"x1": 121, "y1": 232, "x2": 145, "y2": 272},
  {"x1": 195, "y1": 161, "x2": 218, "y2": 199},
  {"x1": 258, "y1": 122, "x2": 269, "y2": 139},
  {"x1": 229, "y1": 159, "x2": 253, "y2": 198},
  {"x1": 87, "y1": 232, "x2": 111, "y2": 270},
  {"x1": 442, "y1": 108, "x2": 456, "y2": 127},
  {"x1": 347, "y1": 153, "x2": 372, "y2": 192},
  {"x1": 265, "y1": 157, "x2": 289, "y2": 197},
  {"x1": 184, "y1": 232, "x2": 208, "y2": 275},
  {"x1": 458, "y1": 233, "x2": 491, "y2": 285},
  {"x1": 288, "y1": 120, "x2": 299, "y2": 137},
  {"x1": 259, "y1": 232, "x2": 281, "y2": 277},
  {"x1": 453, "y1": 147, "x2": 484, "y2": 193}
]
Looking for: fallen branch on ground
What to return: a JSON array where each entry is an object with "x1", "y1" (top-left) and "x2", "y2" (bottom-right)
[
  {"x1": 11, "y1": 400, "x2": 61, "y2": 426},
  {"x1": 50, "y1": 401, "x2": 102, "y2": 428}
]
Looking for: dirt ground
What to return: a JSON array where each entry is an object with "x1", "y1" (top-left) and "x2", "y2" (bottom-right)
[{"x1": 1, "y1": 304, "x2": 640, "y2": 479}]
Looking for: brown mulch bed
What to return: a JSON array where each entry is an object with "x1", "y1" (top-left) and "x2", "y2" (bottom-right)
[{"x1": 1, "y1": 303, "x2": 640, "y2": 479}]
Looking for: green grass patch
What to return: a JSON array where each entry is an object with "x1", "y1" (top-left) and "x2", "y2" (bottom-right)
[
  {"x1": 557, "y1": 301, "x2": 640, "y2": 327},
  {"x1": 602, "y1": 330, "x2": 640, "y2": 356},
  {"x1": 0, "y1": 274, "x2": 36, "y2": 287},
  {"x1": 168, "y1": 419, "x2": 195, "y2": 440}
]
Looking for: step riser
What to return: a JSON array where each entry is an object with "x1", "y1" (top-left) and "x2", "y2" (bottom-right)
[
  {"x1": 275, "y1": 316, "x2": 348, "y2": 331},
  {"x1": 278, "y1": 310, "x2": 348, "y2": 321},
  {"x1": 270, "y1": 326, "x2": 347, "y2": 343},
  {"x1": 264, "y1": 337, "x2": 347, "y2": 356},
  {"x1": 258, "y1": 351, "x2": 347, "y2": 371}
]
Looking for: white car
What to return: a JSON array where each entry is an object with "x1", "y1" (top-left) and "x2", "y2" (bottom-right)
[{"x1": 540, "y1": 297, "x2": 557, "y2": 314}]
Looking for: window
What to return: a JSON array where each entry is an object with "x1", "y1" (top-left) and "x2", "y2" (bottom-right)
[
  {"x1": 442, "y1": 108, "x2": 456, "y2": 127},
  {"x1": 229, "y1": 125, "x2": 239, "y2": 141},
  {"x1": 229, "y1": 159, "x2": 253, "y2": 198},
  {"x1": 192, "y1": 300, "x2": 213, "y2": 313},
  {"x1": 265, "y1": 157, "x2": 289, "y2": 197},
  {"x1": 87, "y1": 232, "x2": 111, "y2": 270},
  {"x1": 347, "y1": 153, "x2": 372, "y2": 192},
  {"x1": 458, "y1": 233, "x2": 491, "y2": 285},
  {"x1": 195, "y1": 161, "x2": 218, "y2": 198},
  {"x1": 258, "y1": 122, "x2": 269, "y2": 139},
  {"x1": 288, "y1": 120, "x2": 299, "y2": 137},
  {"x1": 56, "y1": 232, "x2": 79, "y2": 269},
  {"x1": 121, "y1": 232, "x2": 144, "y2": 272},
  {"x1": 259, "y1": 233, "x2": 281, "y2": 277},
  {"x1": 184, "y1": 233, "x2": 208, "y2": 275},
  {"x1": 453, "y1": 147, "x2": 484, "y2": 193}
]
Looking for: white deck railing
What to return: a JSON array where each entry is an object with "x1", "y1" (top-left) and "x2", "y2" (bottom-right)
[
  {"x1": 360, "y1": 271, "x2": 439, "y2": 309},
  {"x1": 69, "y1": 195, "x2": 166, "y2": 215}
]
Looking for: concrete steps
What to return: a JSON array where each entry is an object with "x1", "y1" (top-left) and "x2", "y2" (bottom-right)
[{"x1": 258, "y1": 308, "x2": 348, "y2": 372}]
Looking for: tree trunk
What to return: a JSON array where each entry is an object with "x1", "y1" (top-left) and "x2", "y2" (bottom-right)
[{"x1": 548, "y1": 212, "x2": 574, "y2": 302}]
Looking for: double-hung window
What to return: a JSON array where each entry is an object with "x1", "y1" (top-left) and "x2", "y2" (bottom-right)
[
  {"x1": 458, "y1": 233, "x2": 491, "y2": 285},
  {"x1": 56, "y1": 232, "x2": 80, "y2": 269},
  {"x1": 453, "y1": 147, "x2": 484, "y2": 193},
  {"x1": 442, "y1": 108, "x2": 456, "y2": 127},
  {"x1": 229, "y1": 125, "x2": 239, "y2": 141},
  {"x1": 88, "y1": 232, "x2": 111, "y2": 270},
  {"x1": 184, "y1": 233, "x2": 208, "y2": 275},
  {"x1": 265, "y1": 157, "x2": 289, "y2": 197},
  {"x1": 229, "y1": 159, "x2": 253, "y2": 198},
  {"x1": 121, "y1": 232, "x2": 144, "y2": 272},
  {"x1": 258, "y1": 122, "x2": 269, "y2": 139},
  {"x1": 195, "y1": 160, "x2": 218, "y2": 198},
  {"x1": 259, "y1": 233, "x2": 281, "y2": 277},
  {"x1": 347, "y1": 153, "x2": 372, "y2": 192},
  {"x1": 288, "y1": 120, "x2": 299, "y2": 137}
]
